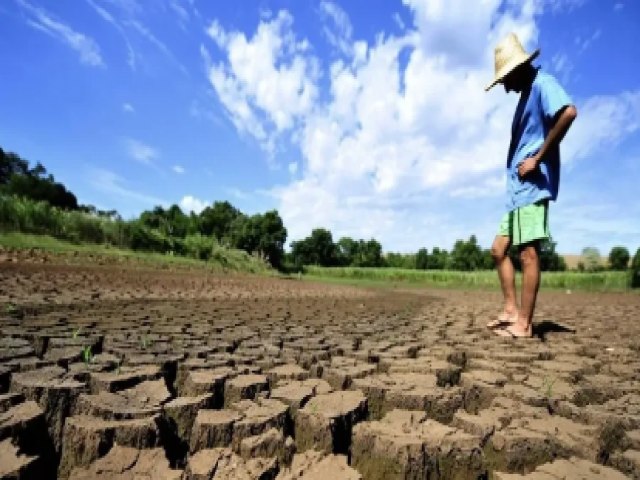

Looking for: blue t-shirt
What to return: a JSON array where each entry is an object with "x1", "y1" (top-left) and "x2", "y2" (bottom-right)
[{"x1": 506, "y1": 68, "x2": 573, "y2": 211}]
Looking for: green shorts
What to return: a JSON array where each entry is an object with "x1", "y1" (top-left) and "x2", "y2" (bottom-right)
[{"x1": 498, "y1": 200, "x2": 550, "y2": 247}]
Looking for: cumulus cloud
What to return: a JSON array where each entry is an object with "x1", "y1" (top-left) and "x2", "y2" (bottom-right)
[
  {"x1": 18, "y1": 0, "x2": 105, "y2": 67},
  {"x1": 563, "y1": 91, "x2": 640, "y2": 165},
  {"x1": 205, "y1": 11, "x2": 319, "y2": 152},
  {"x1": 122, "y1": 102, "x2": 135, "y2": 113},
  {"x1": 205, "y1": 0, "x2": 637, "y2": 251},
  {"x1": 179, "y1": 195, "x2": 208, "y2": 214},
  {"x1": 172, "y1": 165, "x2": 185, "y2": 174}
]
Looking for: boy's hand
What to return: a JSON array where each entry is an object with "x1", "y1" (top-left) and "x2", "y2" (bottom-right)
[{"x1": 518, "y1": 155, "x2": 539, "y2": 179}]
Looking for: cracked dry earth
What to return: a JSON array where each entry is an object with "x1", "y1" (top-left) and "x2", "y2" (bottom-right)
[{"x1": 1, "y1": 257, "x2": 640, "y2": 479}]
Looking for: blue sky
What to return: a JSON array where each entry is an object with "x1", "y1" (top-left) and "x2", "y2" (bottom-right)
[{"x1": 1, "y1": 0, "x2": 639, "y2": 255}]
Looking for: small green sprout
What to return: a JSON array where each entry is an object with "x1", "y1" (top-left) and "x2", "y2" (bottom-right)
[
  {"x1": 540, "y1": 376, "x2": 557, "y2": 399},
  {"x1": 140, "y1": 335, "x2": 153, "y2": 350},
  {"x1": 73, "y1": 327, "x2": 82, "y2": 339},
  {"x1": 5, "y1": 303, "x2": 18, "y2": 314},
  {"x1": 82, "y1": 346, "x2": 93, "y2": 367}
]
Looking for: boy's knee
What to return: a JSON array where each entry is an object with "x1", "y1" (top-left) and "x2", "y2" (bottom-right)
[
  {"x1": 519, "y1": 244, "x2": 539, "y2": 265},
  {"x1": 491, "y1": 238, "x2": 510, "y2": 261}
]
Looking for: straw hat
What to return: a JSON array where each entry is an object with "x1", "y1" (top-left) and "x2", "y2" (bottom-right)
[{"x1": 485, "y1": 33, "x2": 540, "y2": 91}]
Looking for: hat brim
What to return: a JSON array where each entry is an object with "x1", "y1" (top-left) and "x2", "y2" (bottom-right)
[{"x1": 484, "y1": 49, "x2": 540, "y2": 92}]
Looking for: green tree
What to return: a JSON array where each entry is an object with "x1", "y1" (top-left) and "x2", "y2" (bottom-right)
[
  {"x1": 2, "y1": 162, "x2": 78, "y2": 210},
  {"x1": 254, "y1": 210, "x2": 287, "y2": 268},
  {"x1": 337, "y1": 237, "x2": 358, "y2": 266},
  {"x1": 429, "y1": 247, "x2": 448, "y2": 270},
  {"x1": 139, "y1": 205, "x2": 191, "y2": 239},
  {"x1": 608, "y1": 246, "x2": 630, "y2": 271},
  {"x1": 449, "y1": 235, "x2": 484, "y2": 271},
  {"x1": 353, "y1": 239, "x2": 383, "y2": 267},
  {"x1": 384, "y1": 252, "x2": 415, "y2": 269},
  {"x1": 228, "y1": 214, "x2": 258, "y2": 252},
  {"x1": 228, "y1": 211, "x2": 287, "y2": 268},
  {"x1": 415, "y1": 248, "x2": 429, "y2": 270},
  {"x1": 199, "y1": 201, "x2": 241, "y2": 242},
  {"x1": 0, "y1": 148, "x2": 29, "y2": 182},
  {"x1": 630, "y1": 248, "x2": 640, "y2": 289},
  {"x1": 290, "y1": 228, "x2": 338, "y2": 267},
  {"x1": 481, "y1": 249, "x2": 495, "y2": 270}
]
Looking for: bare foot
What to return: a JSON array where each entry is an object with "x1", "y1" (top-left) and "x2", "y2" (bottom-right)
[
  {"x1": 486, "y1": 310, "x2": 518, "y2": 329},
  {"x1": 493, "y1": 322, "x2": 533, "y2": 338}
]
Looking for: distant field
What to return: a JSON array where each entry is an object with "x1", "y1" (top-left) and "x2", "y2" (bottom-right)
[
  {"x1": 304, "y1": 265, "x2": 632, "y2": 292},
  {"x1": 561, "y1": 254, "x2": 609, "y2": 270},
  {"x1": 562, "y1": 254, "x2": 583, "y2": 270}
]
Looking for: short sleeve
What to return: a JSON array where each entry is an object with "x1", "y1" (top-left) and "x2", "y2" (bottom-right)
[{"x1": 539, "y1": 75, "x2": 573, "y2": 123}]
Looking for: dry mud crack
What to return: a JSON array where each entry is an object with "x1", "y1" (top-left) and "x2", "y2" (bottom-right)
[{"x1": 1, "y1": 257, "x2": 640, "y2": 479}]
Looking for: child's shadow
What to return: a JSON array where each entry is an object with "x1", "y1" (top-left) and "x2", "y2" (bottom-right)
[{"x1": 533, "y1": 320, "x2": 576, "y2": 342}]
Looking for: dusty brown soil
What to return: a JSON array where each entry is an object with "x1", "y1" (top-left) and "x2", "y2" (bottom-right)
[{"x1": 1, "y1": 251, "x2": 640, "y2": 479}]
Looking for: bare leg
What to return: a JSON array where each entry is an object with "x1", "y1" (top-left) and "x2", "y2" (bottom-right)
[
  {"x1": 498, "y1": 242, "x2": 539, "y2": 337},
  {"x1": 488, "y1": 235, "x2": 518, "y2": 327}
]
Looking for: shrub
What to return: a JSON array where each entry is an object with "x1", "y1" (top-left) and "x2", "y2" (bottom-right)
[
  {"x1": 62, "y1": 211, "x2": 106, "y2": 244},
  {"x1": 183, "y1": 233, "x2": 216, "y2": 260},
  {"x1": 125, "y1": 222, "x2": 172, "y2": 253}
]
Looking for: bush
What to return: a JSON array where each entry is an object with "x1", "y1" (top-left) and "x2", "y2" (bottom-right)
[
  {"x1": 62, "y1": 211, "x2": 106, "y2": 244},
  {"x1": 125, "y1": 222, "x2": 172, "y2": 253},
  {"x1": 183, "y1": 233, "x2": 216, "y2": 260},
  {"x1": 1, "y1": 195, "x2": 63, "y2": 235},
  {"x1": 101, "y1": 220, "x2": 129, "y2": 248}
]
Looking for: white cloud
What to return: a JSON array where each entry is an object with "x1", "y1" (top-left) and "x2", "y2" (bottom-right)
[
  {"x1": 205, "y1": 11, "x2": 320, "y2": 152},
  {"x1": 206, "y1": 1, "x2": 639, "y2": 252},
  {"x1": 392, "y1": 13, "x2": 406, "y2": 30},
  {"x1": 575, "y1": 28, "x2": 601, "y2": 54},
  {"x1": 545, "y1": 0, "x2": 587, "y2": 13},
  {"x1": 319, "y1": 1, "x2": 353, "y2": 56},
  {"x1": 169, "y1": 0, "x2": 189, "y2": 23},
  {"x1": 122, "y1": 102, "x2": 135, "y2": 113},
  {"x1": 85, "y1": 0, "x2": 136, "y2": 70},
  {"x1": 614, "y1": 3, "x2": 624, "y2": 11},
  {"x1": 125, "y1": 138, "x2": 158, "y2": 165},
  {"x1": 179, "y1": 195, "x2": 208, "y2": 214},
  {"x1": 551, "y1": 52, "x2": 573, "y2": 83},
  {"x1": 18, "y1": 0, "x2": 105, "y2": 67},
  {"x1": 128, "y1": 19, "x2": 187, "y2": 74},
  {"x1": 563, "y1": 91, "x2": 640, "y2": 165},
  {"x1": 172, "y1": 165, "x2": 185, "y2": 174}
]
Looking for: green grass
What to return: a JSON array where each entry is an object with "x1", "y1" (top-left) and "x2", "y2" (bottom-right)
[
  {"x1": 0, "y1": 232, "x2": 271, "y2": 274},
  {"x1": 303, "y1": 266, "x2": 632, "y2": 292}
]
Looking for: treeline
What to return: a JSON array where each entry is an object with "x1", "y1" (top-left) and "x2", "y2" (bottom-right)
[
  {"x1": 286, "y1": 228, "x2": 566, "y2": 272},
  {"x1": 1, "y1": 147, "x2": 80, "y2": 210},
  {"x1": 1, "y1": 147, "x2": 286, "y2": 268}
]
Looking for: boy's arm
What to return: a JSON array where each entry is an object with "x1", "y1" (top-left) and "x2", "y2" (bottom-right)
[{"x1": 518, "y1": 104, "x2": 577, "y2": 178}]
